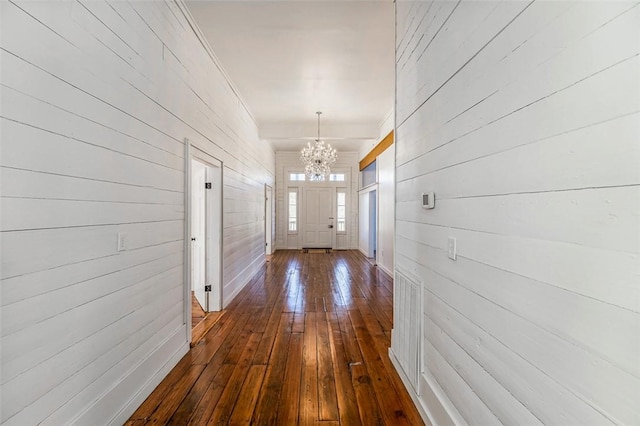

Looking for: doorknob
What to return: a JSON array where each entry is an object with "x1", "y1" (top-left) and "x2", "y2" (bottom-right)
[
  {"x1": 328, "y1": 225, "x2": 334, "y2": 228},
  {"x1": 191, "y1": 237, "x2": 196, "y2": 241}
]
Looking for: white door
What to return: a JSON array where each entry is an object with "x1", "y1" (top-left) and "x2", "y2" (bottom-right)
[
  {"x1": 265, "y1": 185, "x2": 273, "y2": 255},
  {"x1": 359, "y1": 191, "x2": 370, "y2": 256},
  {"x1": 191, "y1": 159, "x2": 207, "y2": 310},
  {"x1": 303, "y1": 187, "x2": 333, "y2": 248}
]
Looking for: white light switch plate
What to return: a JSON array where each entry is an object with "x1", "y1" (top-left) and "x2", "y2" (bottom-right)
[{"x1": 448, "y1": 237, "x2": 456, "y2": 260}]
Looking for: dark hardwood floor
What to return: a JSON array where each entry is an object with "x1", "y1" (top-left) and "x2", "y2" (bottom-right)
[{"x1": 126, "y1": 250, "x2": 425, "y2": 425}]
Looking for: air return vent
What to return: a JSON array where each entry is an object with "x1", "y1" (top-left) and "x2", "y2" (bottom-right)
[{"x1": 391, "y1": 269, "x2": 422, "y2": 393}]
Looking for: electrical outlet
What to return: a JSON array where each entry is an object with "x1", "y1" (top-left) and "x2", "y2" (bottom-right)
[
  {"x1": 117, "y1": 232, "x2": 127, "y2": 252},
  {"x1": 447, "y1": 237, "x2": 456, "y2": 260}
]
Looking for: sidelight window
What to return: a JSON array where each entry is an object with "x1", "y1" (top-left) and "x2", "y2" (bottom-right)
[
  {"x1": 336, "y1": 190, "x2": 346, "y2": 233},
  {"x1": 288, "y1": 189, "x2": 298, "y2": 232}
]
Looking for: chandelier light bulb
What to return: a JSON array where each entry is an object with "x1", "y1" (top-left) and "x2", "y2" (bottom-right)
[{"x1": 300, "y1": 112, "x2": 337, "y2": 181}]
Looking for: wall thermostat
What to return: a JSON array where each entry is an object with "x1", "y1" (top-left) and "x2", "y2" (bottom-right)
[{"x1": 422, "y1": 192, "x2": 435, "y2": 209}]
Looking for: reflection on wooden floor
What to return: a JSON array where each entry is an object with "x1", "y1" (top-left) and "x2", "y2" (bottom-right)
[
  {"x1": 192, "y1": 293, "x2": 225, "y2": 348},
  {"x1": 192, "y1": 293, "x2": 206, "y2": 329},
  {"x1": 127, "y1": 250, "x2": 425, "y2": 425}
]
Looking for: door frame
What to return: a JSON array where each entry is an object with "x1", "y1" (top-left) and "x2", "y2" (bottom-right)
[
  {"x1": 184, "y1": 139, "x2": 223, "y2": 344},
  {"x1": 283, "y1": 167, "x2": 351, "y2": 250}
]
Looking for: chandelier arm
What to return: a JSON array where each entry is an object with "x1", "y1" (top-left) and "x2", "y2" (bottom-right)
[{"x1": 300, "y1": 111, "x2": 336, "y2": 181}]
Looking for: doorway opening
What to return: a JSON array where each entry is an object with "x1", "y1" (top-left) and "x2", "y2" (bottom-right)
[
  {"x1": 369, "y1": 190, "x2": 377, "y2": 259},
  {"x1": 187, "y1": 143, "x2": 223, "y2": 343},
  {"x1": 358, "y1": 185, "x2": 377, "y2": 264}
]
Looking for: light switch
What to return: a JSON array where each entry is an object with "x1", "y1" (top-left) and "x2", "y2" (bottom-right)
[{"x1": 447, "y1": 237, "x2": 456, "y2": 260}]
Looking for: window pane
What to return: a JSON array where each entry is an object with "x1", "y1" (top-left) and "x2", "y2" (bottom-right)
[
  {"x1": 336, "y1": 190, "x2": 346, "y2": 233},
  {"x1": 329, "y1": 173, "x2": 345, "y2": 181},
  {"x1": 288, "y1": 190, "x2": 297, "y2": 231},
  {"x1": 289, "y1": 173, "x2": 305, "y2": 181}
]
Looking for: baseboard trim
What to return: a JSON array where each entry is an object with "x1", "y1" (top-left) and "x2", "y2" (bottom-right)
[
  {"x1": 377, "y1": 263, "x2": 393, "y2": 278},
  {"x1": 389, "y1": 348, "x2": 460, "y2": 426},
  {"x1": 70, "y1": 326, "x2": 189, "y2": 426},
  {"x1": 389, "y1": 348, "x2": 431, "y2": 424},
  {"x1": 223, "y1": 255, "x2": 265, "y2": 307}
]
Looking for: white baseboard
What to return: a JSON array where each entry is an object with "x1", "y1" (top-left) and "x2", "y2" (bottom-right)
[
  {"x1": 389, "y1": 348, "x2": 460, "y2": 426},
  {"x1": 223, "y1": 255, "x2": 265, "y2": 307},
  {"x1": 70, "y1": 326, "x2": 189, "y2": 426},
  {"x1": 377, "y1": 262, "x2": 393, "y2": 278}
]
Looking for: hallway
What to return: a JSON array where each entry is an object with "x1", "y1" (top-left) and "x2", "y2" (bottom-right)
[{"x1": 126, "y1": 250, "x2": 424, "y2": 425}]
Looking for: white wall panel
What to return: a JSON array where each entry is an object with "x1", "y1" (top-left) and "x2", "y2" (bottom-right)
[
  {"x1": 0, "y1": 0, "x2": 274, "y2": 424},
  {"x1": 377, "y1": 146, "x2": 394, "y2": 276},
  {"x1": 358, "y1": 190, "x2": 371, "y2": 256},
  {"x1": 393, "y1": 1, "x2": 640, "y2": 425}
]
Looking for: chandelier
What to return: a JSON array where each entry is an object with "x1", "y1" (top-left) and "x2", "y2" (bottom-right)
[{"x1": 300, "y1": 111, "x2": 337, "y2": 181}]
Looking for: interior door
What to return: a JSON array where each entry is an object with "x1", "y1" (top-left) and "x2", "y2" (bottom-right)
[
  {"x1": 265, "y1": 185, "x2": 273, "y2": 255},
  {"x1": 191, "y1": 159, "x2": 207, "y2": 310},
  {"x1": 303, "y1": 187, "x2": 333, "y2": 248}
]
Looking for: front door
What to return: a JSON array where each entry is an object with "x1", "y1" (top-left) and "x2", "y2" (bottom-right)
[{"x1": 303, "y1": 187, "x2": 333, "y2": 248}]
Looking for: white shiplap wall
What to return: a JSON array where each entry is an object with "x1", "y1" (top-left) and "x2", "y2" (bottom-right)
[
  {"x1": 275, "y1": 151, "x2": 359, "y2": 250},
  {"x1": 377, "y1": 145, "x2": 394, "y2": 276},
  {"x1": 0, "y1": 1, "x2": 274, "y2": 424},
  {"x1": 392, "y1": 1, "x2": 639, "y2": 425}
]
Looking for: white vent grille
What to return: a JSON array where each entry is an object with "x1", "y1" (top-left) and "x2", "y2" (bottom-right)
[{"x1": 392, "y1": 269, "x2": 422, "y2": 393}]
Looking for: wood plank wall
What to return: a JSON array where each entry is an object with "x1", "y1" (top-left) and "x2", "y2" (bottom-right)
[
  {"x1": 0, "y1": 1, "x2": 274, "y2": 424},
  {"x1": 393, "y1": 1, "x2": 639, "y2": 425}
]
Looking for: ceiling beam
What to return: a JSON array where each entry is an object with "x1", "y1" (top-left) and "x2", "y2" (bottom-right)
[{"x1": 359, "y1": 130, "x2": 393, "y2": 171}]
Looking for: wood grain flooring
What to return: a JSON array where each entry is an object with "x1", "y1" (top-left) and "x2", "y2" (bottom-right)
[
  {"x1": 192, "y1": 293, "x2": 206, "y2": 329},
  {"x1": 126, "y1": 250, "x2": 425, "y2": 425}
]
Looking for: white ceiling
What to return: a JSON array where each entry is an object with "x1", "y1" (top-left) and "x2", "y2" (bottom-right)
[{"x1": 185, "y1": 1, "x2": 395, "y2": 153}]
